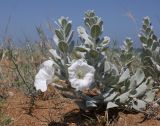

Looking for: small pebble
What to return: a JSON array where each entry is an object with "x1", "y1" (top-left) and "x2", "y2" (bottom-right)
[{"x1": 8, "y1": 91, "x2": 14, "y2": 97}]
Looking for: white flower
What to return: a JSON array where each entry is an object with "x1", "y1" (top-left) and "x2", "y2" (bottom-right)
[
  {"x1": 34, "y1": 60, "x2": 55, "y2": 92},
  {"x1": 68, "y1": 59, "x2": 95, "y2": 91}
]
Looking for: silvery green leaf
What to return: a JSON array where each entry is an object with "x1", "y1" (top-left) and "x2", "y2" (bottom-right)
[
  {"x1": 120, "y1": 86, "x2": 126, "y2": 93},
  {"x1": 126, "y1": 53, "x2": 133, "y2": 60},
  {"x1": 107, "y1": 102, "x2": 118, "y2": 109},
  {"x1": 134, "y1": 68, "x2": 145, "y2": 85},
  {"x1": 61, "y1": 18, "x2": 67, "y2": 27},
  {"x1": 100, "y1": 36, "x2": 110, "y2": 51},
  {"x1": 151, "y1": 34, "x2": 157, "y2": 40},
  {"x1": 104, "y1": 61, "x2": 119, "y2": 75},
  {"x1": 125, "y1": 37, "x2": 133, "y2": 46},
  {"x1": 67, "y1": 30, "x2": 74, "y2": 43},
  {"x1": 129, "y1": 68, "x2": 145, "y2": 89},
  {"x1": 101, "y1": 36, "x2": 110, "y2": 46},
  {"x1": 55, "y1": 29, "x2": 64, "y2": 40},
  {"x1": 77, "y1": 26, "x2": 89, "y2": 40},
  {"x1": 91, "y1": 24, "x2": 101, "y2": 38},
  {"x1": 89, "y1": 17, "x2": 96, "y2": 26},
  {"x1": 99, "y1": 20, "x2": 103, "y2": 31},
  {"x1": 132, "y1": 99, "x2": 146, "y2": 111},
  {"x1": 144, "y1": 49, "x2": 152, "y2": 56},
  {"x1": 156, "y1": 64, "x2": 160, "y2": 72},
  {"x1": 143, "y1": 16, "x2": 150, "y2": 25},
  {"x1": 102, "y1": 88, "x2": 114, "y2": 98},
  {"x1": 75, "y1": 46, "x2": 89, "y2": 52},
  {"x1": 85, "y1": 10, "x2": 95, "y2": 17},
  {"x1": 118, "y1": 69, "x2": 130, "y2": 83},
  {"x1": 142, "y1": 24, "x2": 147, "y2": 30},
  {"x1": 146, "y1": 27, "x2": 151, "y2": 34},
  {"x1": 104, "y1": 92, "x2": 118, "y2": 102},
  {"x1": 104, "y1": 61, "x2": 111, "y2": 72},
  {"x1": 139, "y1": 35, "x2": 147, "y2": 44},
  {"x1": 77, "y1": 26, "x2": 93, "y2": 46},
  {"x1": 103, "y1": 63, "x2": 119, "y2": 87},
  {"x1": 89, "y1": 49, "x2": 99, "y2": 58},
  {"x1": 149, "y1": 57, "x2": 160, "y2": 72},
  {"x1": 84, "y1": 18, "x2": 90, "y2": 28},
  {"x1": 53, "y1": 34, "x2": 59, "y2": 46},
  {"x1": 89, "y1": 11, "x2": 95, "y2": 17},
  {"x1": 111, "y1": 65, "x2": 119, "y2": 76},
  {"x1": 147, "y1": 38, "x2": 153, "y2": 47},
  {"x1": 65, "y1": 23, "x2": 71, "y2": 37},
  {"x1": 58, "y1": 41, "x2": 68, "y2": 52},
  {"x1": 58, "y1": 16, "x2": 67, "y2": 26},
  {"x1": 130, "y1": 78, "x2": 149, "y2": 98},
  {"x1": 49, "y1": 49, "x2": 61, "y2": 59},
  {"x1": 103, "y1": 75, "x2": 119, "y2": 87},
  {"x1": 146, "y1": 77, "x2": 154, "y2": 89},
  {"x1": 68, "y1": 40, "x2": 74, "y2": 53},
  {"x1": 115, "y1": 91, "x2": 130, "y2": 103},
  {"x1": 84, "y1": 40, "x2": 94, "y2": 47},
  {"x1": 144, "y1": 90, "x2": 155, "y2": 102},
  {"x1": 86, "y1": 100, "x2": 97, "y2": 107}
]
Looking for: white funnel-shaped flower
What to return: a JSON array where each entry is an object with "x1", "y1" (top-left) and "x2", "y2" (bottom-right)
[
  {"x1": 34, "y1": 60, "x2": 55, "y2": 92},
  {"x1": 68, "y1": 59, "x2": 95, "y2": 91}
]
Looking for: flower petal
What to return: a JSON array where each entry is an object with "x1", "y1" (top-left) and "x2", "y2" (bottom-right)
[
  {"x1": 34, "y1": 60, "x2": 55, "y2": 92},
  {"x1": 34, "y1": 79, "x2": 47, "y2": 92},
  {"x1": 68, "y1": 59, "x2": 95, "y2": 91}
]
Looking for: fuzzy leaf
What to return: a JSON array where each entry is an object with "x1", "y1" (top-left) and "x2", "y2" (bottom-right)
[
  {"x1": 65, "y1": 23, "x2": 72, "y2": 37},
  {"x1": 55, "y1": 29, "x2": 64, "y2": 40},
  {"x1": 49, "y1": 49, "x2": 61, "y2": 59},
  {"x1": 107, "y1": 102, "x2": 118, "y2": 109},
  {"x1": 91, "y1": 24, "x2": 101, "y2": 38},
  {"x1": 118, "y1": 69, "x2": 130, "y2": 83},
  {"x1": 86, "y1": 100, "x2": 97, "y2": 107},
  {"x1": 144, "y1": 90, "x2": 155, "y2": 102},
  {"x1": 58, "y1": 41, "x2": 68, "y2": 52},
  {"x1": 58, "y1": 17, "x2": 66, "y2": 27},
  {"x1": 139, "y1": 35, "x2": 147, "y2": 44},
  {"x1": 77, "y1": 26, "x2": 93, "y2": 47},
  {"x1": 101, "y1": 36, "x2": 110, "y2": 46},
  {"x1": 147, "y1": 38, "x2": 153, "y2": 47},
  {"x1": 67, "y1": 30, "x2": 74, "y2": 43},
  {"x1": 130, "y1": 78, "x2": 149, "y2": 98},
  {"x1": 102, "y1": 88, "x2": 114, "y2": 98},
  {"x1": 129, "y1": 68, "x2": 145, "y2": 89},
  {"x1": 104, "y1": 92, "x2": 118, "y2": 102},
  {"x1": 77, "y1": 26, "x2": 89, "y2": 40},
  {"x1": 115, "y1": 91, "x2": 130, "y2": 103},
  {"x1": 61, "y1": 18, "x2": 67, "y2": 27},
  {"x1": 134, "y1": 68, "x2": 145, "y2": 85},
  {"x1": 104, "y1": 62, "x2": 119, "y2": 75},
  {"x1": 75, "y1": 46, "x2": 89, "y2": 52},
  {"x1": 143, "y1": 16, "x2": 150, "y2": 25},
  {"x1": 152, "y1": 41, "x2": 159, "y2": 51},
  {"x1": 132, "y1": 99, "x2": 146, "y2": 111},
  {"x1": 89, "y1": 49, "x2": 99, "y2": 58}
]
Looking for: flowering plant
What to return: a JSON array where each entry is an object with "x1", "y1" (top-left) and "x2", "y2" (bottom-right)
[{"x1": 34, "y1": 10, "x2": 159, "y2": 113}]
